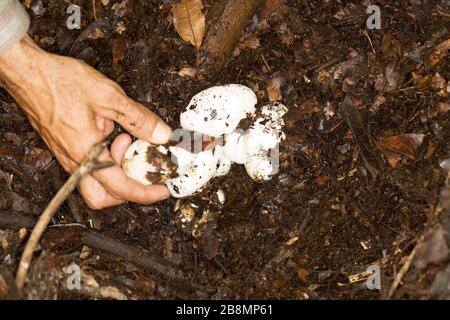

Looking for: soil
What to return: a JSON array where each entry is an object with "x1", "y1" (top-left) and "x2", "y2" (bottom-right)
[{"x1": 1, "y1": 0, "x2": 449, "y2": 299}]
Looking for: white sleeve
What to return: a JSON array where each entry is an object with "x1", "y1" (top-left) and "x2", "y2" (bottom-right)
[{"x1": 0, "y1": 0, "x2": 30, "y2": 55}]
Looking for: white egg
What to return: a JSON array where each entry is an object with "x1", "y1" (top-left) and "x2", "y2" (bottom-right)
[
  {"x1": 168, "y1": 145, "x2": 196, "y2": 174},
  {"x1": 223, "y1": 131, "x2": 247, "y2": 164},
  {"x1": 213, "y1": 144, "x2": 232, "y2": 177},
  {"x1": 180, "y1": 84, "x2": 257, "y2": 137},
  {"x1": 166, "y1": 150, "x2": 218, "y2": 198},
  {"x1": 122, "y1": 140, "x2": 177, "y2": 186},
  {"x1": 243, "y1": 102, "x2": 288, "y2": 182}
]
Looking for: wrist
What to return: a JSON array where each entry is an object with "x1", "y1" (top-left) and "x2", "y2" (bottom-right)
[
  {"x1": 0, "y1": 35, "x2": 50, "y2": 92},
  {"x1": 0, "y1": 35, "x2": 57, "y2": 128}
]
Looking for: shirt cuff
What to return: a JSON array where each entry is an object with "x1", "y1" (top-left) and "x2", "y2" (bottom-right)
[{"x1": 0, "y1": 0, "x2": 30, "y2": 56}]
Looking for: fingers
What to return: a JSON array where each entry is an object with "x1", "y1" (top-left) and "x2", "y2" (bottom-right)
[
  {"x1": 79, "y1": 175, "x2": 125, "y2": 210},
  {"x1": 80, "y1": 135, "x2": 170, "y2": 209},
  {"x1": 93, "y1": 161, "x2": 171, "y2": 204},
  {"x1": 79, "y1": 150, "x2": 171, "y2": 210},
  {"x1": 110, "y1": 133, "x2": 132, "y2": 163},
  {"x1": 99, "y1": 92, "x2": 172, "y2": 144}
]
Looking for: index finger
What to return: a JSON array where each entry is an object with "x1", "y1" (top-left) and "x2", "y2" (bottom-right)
[{"x1": 106, "y1": 94, "x2": 172, "y2": 145}]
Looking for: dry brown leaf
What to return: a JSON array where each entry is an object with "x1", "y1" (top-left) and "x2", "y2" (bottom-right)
[
  {"x1": 429, "y1": 39, "x2": 450, "y2": 66},
  {"x1": 260, "y1": 0, "x2": 289, "y2": 20},
  {"x1": 112, "y1": 38, "x2": 128, "y2": 70},
  {"x1": 233, "y1": 34, "x2": 261, "y2": 56},
  {"x1": 178, "y1": 67, "x2": 197, "y2": 77},
  {"x1": 297, "y1": 268, "x2": 309, "y2": 282},
  {"x1": 377, "y1": 133, "x2": 425, "y2": 168},
  {"x1": 267, "y1": 76, "x2": 284, "y2": 102},
  {"x1": 238, "y1": 35, "x2": 261, "y2": 50},
  {"x1": 87, "y1": 27, "x2": 106, "y2": 39},
  {"x1": 438, "y1": 102, "x2": 450, "y2": 114},
  {"x1": 172, "y1": 0, "x2": 205, "y2": 50}
]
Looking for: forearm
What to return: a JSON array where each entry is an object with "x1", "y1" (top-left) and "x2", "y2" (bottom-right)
[
  {"x1": 0, "y1": 0, "x2": 39, "y2": 113},
  {"x1": 0, "y1": 35, "x2": 50, "y2": 124},
  {"x1": 0, "y1": 35, "x2": 47, "y2": 90}
]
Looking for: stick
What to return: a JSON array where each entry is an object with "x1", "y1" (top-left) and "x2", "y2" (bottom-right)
[
  {"x1": 0, "y1": 210, "x2": 205, "y2": 297},
  {"x1": 15, "y1": 142, "x2": 114, "y2": 290},
  {"x1": 198, "y1": 0, "x2": 264, "y2": 75},
  {"x1": 387, "y1": 171, "x2": 450, "y2": 298},
  {"x1": 92, "y1": 0, "x2": 98, "y2": 20},
  {"x1": 386, "y1": 240, "x2": 421, "y2": 299}
]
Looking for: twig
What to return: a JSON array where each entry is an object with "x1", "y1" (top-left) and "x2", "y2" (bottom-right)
[
  {"x1": 15, "y1": 142, "x2": 113, "y2": 290},
  {"x1": 0, "y1": 210, "x2": 206, "y2": 297},
  {"x1": 92, "y1": 0, "x2": 98, "y2": 20},
  {"x1": 387, "y1": 170, "x2": 450, "y2": 298},
  {"x1": 387, "y1": 239, "x2": 422, "y2": 299}
]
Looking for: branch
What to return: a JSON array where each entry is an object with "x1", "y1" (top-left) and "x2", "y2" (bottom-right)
[
  {"x1": 198, "y1": 0, "x2": 264, "y2": 75},
  {"x1": 15, "y1": 142, "x2": 114, "y2": 290},
  {"x1": 0, "y1": 210, "x2": 206, "y2": 298}
]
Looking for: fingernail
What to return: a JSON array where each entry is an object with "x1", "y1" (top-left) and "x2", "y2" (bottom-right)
[{"x1": 152, "y1": 122, "x2": 172, "y2": 144}]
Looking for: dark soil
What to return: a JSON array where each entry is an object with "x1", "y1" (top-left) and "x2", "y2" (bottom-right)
[{"x1": 1, "y1": 0, "x2": 449, "y2": 299}]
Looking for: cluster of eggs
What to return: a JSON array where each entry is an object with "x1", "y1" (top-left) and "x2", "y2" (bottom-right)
[{"x1": 122, "y1": 84, "x2": 288, "y2": 198}]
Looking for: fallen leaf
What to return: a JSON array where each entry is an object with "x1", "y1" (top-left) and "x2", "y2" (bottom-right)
[
  {"x1": 87, "y1": 27, "x2": 105, "y2": 39},
  {"x1": 297, "y1": 268, "x2": 309, "y2": 282},
  {"x1": 112, "y1": 0, "x2": 134, "y2": 17},
  {"x1": 5, "y1": 191, "x2": 31, "y2": 213},
  {"x1": 315, "y1": 176, "x2": 331, "y2": 186},
  {"x1": 112, "y1": 38, "x2": 128, "y2": 67},
  {"x1": 23, "y1": 147, "x2": 53, "y2": 172},
  {"x1": 233, "y1": 34, "x2": 261, "y2": 56},
  {"x1": 172, "y1": 0, "x2": 205, "y2": 50},
  {"x1": 412, "y1": 72, "x2": 431, "y2": 91},
  {"x1": 284, "y1": 98, "x2": 320, "y2": 128},
  {"x1": 429, "y1": 39, "x2": 450, "y2": 66},
  {"x1": 385, "y1": 61, "x2": 400, "y2": 91},
  {"x1": 431, "y1": 72, "x2": 447, "y2": 90},
  {"x1": 237, "y1": 35, "x2": 260, "y2": 50},
  {"x1": 438, "y1": 102, "x2": 450, "y2": 114},
  {"x1": 178, "y1": 67, "x2": 197, "y2": 77},
  {"x1": 267, "y1": 76, "x2": 284, "y2": 102},
  {"x1": 260, "y1": 0, "x2": 289, "y2": 20},
  {"x1": 377, "y1": 133, "x2": 425, "y2": 168}
]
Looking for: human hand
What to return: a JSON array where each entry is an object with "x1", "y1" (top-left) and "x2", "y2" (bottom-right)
[{"x1": 0, "y1": 35, "x2": 172, "y2": 209}]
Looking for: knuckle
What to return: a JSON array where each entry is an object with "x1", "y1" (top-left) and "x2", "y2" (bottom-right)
[{"x1": 99, "y1": 82, "x2": 122, "y2": 101}]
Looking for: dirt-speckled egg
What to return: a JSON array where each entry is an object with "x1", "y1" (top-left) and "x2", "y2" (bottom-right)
[{"x1": 180, "y1": 84, "x2": 257, "y2": 137}]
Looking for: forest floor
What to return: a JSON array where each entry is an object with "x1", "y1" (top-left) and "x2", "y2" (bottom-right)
[{"x1": 0, "y1": 0, "x2": 449, "y2": 299}]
